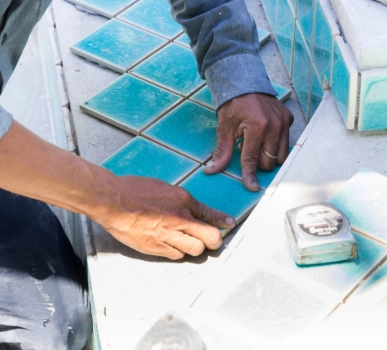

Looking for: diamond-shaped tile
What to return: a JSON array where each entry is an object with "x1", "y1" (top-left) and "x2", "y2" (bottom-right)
[
  {"x1": 223, "y1": 141, "x2": 292, "y2": 190},
  {"x1": 132, "y1": 43, "x2": 205, "y2": 95},
  {"x1": 118, "y1": 0, "x2": 183, "y2": 39},
  {"x1": 174, "y1": 33, "x2": 191, "y2": 47},
  {"x1": 101, "y1": 137, "x2": 198, "y2": 184},
  {"x1": 257, "y1": 28, "x2": 271, "y2": 46},
  {"x1": 261, "y1": 0, "x2": 278, "y2": 31},
  {"x1": 272, "y1": 83, "x2": 292, "y2": 102},
  {"x1": 276, "y1": 0, "x2": 296, "y2": 76},
  {"x1": 190, "y1": 86, "x2": 214, "y2": 109},
  {"x1": 180, "y1": 167, "x2": 264, "y2": 236},
  {"x1": 143, "y1": 101, "x2": 217, "y2": 163},
  {"x1": 71, "y1": 19, "x2": 167, "y2": 73},
  {"x1": 81, "y1": 74, "x2": 181, "y2": 134},
  {"x1": 292, "y1": 24, "x2": 312, "y2": 119}
]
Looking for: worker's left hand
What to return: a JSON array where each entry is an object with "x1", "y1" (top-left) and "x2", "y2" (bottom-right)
[{"x1": 204, "y1": 93, "x2": 294, "y2": 192}]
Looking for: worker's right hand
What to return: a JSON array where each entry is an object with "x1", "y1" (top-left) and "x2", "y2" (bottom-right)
[{"x1": 93, "y1": 176, "x2": 236, "y2": 260}]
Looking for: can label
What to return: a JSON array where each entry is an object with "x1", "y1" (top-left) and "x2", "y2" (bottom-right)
[{"x1": 296, "y1": 205, "x2": 344, "y2": 237}]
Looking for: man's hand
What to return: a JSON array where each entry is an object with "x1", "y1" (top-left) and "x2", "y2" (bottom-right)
[
  {"x1": 0, "y1": 121, "x2": 235, "y2": 260},
  {"x1": 95, "y1": 176, "x2": 236, "y2": 260},
  {"x1": 204, "y1": 93, "x2": 294, "y2": 192}
]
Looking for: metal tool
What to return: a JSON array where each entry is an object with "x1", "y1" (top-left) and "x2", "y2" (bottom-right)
[{"x1": 285, "y1": 202, "x2": 357, "y2": 265}]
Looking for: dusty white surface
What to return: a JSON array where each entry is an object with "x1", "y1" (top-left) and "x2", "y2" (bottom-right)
[{"x1": 185, "y1": 91, "x2": 387, "y2": 348}]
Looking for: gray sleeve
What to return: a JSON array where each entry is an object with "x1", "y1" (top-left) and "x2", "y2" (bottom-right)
[
  {"x1": 0, "y1": 105, "x2": 13, "y2": 139},
  {"x1": 169, "y1": 0, "x2": 277, "y2": 110}
]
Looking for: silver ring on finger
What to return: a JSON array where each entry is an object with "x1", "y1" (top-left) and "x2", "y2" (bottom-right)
[{"x1": 261, "y1": 147, "x2": 278, "y2": 160}]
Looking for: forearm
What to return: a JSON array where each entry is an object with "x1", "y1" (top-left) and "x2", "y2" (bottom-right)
[
  {"x1": 0, "y1": 121, "x2": 116, "y2": 221},
  {"x1": 0, "y1": 121, "x2": 233, "y2": 259},
  {"x1": 169, "y1": 0, "x2": 277, "y2": 108}
]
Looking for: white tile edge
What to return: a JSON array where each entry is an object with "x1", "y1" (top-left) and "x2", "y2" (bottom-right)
[
  {"x1": 319, "y1": 0, "x2": 341, "y2": 36},
  {"x1": 334, "y1": 36, "x2": 359, "y2": 130}
]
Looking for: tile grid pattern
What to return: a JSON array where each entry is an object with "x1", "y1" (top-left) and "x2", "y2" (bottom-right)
[
  {"x1": 69, "y1": 0, "x2": 291, "y2": 238},
  {"x1": 261, "y1": 0, "x2": 361, "y2": 129}
]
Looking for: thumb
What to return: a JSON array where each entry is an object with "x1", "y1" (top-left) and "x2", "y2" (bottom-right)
[{"x1": 204, "y1": 123, "x2": 235, "y2": 174}]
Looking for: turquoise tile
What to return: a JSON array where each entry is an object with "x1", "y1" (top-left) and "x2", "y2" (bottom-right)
[
  {"x1": 70, "y1": 19, "x2": 166, "y2": 73},
  {"x1": 80, "y1": 75, "x2": 181, "y2": 134},
  {"x1": 292, "y1": 25, "x2": 312, "y2": 118},
  {"x1": 65, "y1": 0, "x2": 135, "y2": 18},
  {"x1": 288, "y1": 0, "x2": 297, "y2": 11},
  {"x1": 313, "y1": 1, "x2": 333, "y2": 86},
  {"x1": 143, "y1": 101, "x2": 217, "y2": 162},
  {"x1": 271, "y1": 231, "x2": 387, "y2": 298},
  {"x1": 190, "y1": 86, "x2": 214, "y2": 109},
  {"x1": 276, "y1": 0, "x2": 295, "y2": 76},
  {"x1": 272, "y1": 83, "x2": 292, "y2": 102},
  {"x1": 309, "y1": 67, "x2": 324, "y2": 118},
  {"x1": 297, "y1": 0, "x2": 315, "y2": 50},
  {"x1": 261, "y1": 0, "x2": 278, "y2": 31},
  {"x1": 101, "y1": 137, "x2": 198, "y2": 185},
  {"x1": 358, "y1": 69, "x2": 387, "y2": 131},
  {"x1": 174, "y1": 33, "x2": 190, "y2": 48},
  {"x1": 117, "y1": 0, "x2": 182, "y2": 39},
  {"x1": 257, "y1": 28, "x2": 271, "y2": 46},
  {"x1": 132, "y1": 43, "x2": 205, "y2": 96},
  {"x1": 329, "y1": 168, "x2": 387, "y2": 244},
  {"x1": 331, "y1": 37, "x2": 358, "y2": 129},
  {"x1": 223, "y1": 140, "x2": 292, "y2": 190},
  {"x1": 180, "y1": 168, "x2": 264, "y2": 234}
]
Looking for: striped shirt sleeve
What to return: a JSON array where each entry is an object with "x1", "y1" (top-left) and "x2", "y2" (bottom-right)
[{"x1": 169, "y1": 0, "x2": 277, "y2": 110}]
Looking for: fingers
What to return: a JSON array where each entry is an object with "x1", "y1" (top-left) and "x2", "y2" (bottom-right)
[
  {"x1": 240, "y1": 127, "x2": 264, "y2": 191},
  {"x1": 187, "y1": 198, "x2": 236, "y2": 249},
  {"x1": 276, "y1": 129, "x2": 290, "y2": 165},
  {"x1": 204, "y1": 119, "x2": 235, "y2": 174},
  {"x1": 154, "y1": 244, "x2": 185, "y2": 260},
  {"x1": 259, "y1": 136, "x2": 281, "y2": 170},
  {"x1": 165, "y1": 230, "x2": 206, "y2": 257},
  {"x1": 191, "y1": 198, "x2": 236, "y2": 229}
]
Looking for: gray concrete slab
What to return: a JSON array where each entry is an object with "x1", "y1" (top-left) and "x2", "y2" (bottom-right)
[{"x1": 52, "y1": 0, "x2": 133, "y2": 165}]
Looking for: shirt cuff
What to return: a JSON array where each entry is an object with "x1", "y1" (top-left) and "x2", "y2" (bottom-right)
[
  {"x1": 0, "y1": 105, "x2": 13, "y2": 139},
  {"x1": 204, "y1": 54, "x2": 278, "y2": 110}
]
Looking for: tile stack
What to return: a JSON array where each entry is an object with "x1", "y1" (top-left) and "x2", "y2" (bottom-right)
[
  {"x1": 67, "y1": 0, "x2": 293, "y2": 236},
  {"x1": 262, "y1": 0, "x2": 387, "y2": 131}
]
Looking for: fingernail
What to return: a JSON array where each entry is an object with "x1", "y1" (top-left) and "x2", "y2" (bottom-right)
[
  {"x1": 206, "y1": 160, "x2": 214, "y2": 168},
  {"x1": 250, "y1": 179, "x2": 259, "y2": 189},
  {"x1": 225, "y1": 216, "x2": 235, "y2": 226}
]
